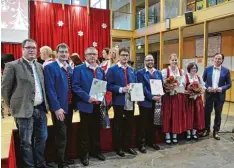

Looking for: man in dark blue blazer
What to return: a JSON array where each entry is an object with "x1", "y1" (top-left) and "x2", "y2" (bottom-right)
[
  {"x1": 136, "y1": 54, "x2": 162, "y2": 153},
  {"x1": 202, "y1": 53, "x2": 231, "y2": 140},
  {"x1": 107, "y1": 47, "x2": 138, "y2": 157},
  {"x1": 72, "y1": 47, "x2": 106, "y2": 166},
  {"x1": 44, "y1": 43, "x2": 74, "y2": 168}
]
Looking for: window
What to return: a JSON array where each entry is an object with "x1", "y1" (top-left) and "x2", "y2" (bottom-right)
[
  {"x1": 53, "y1": 0, "x2": 71, "y2": 5},
  {"x1": 91, "y1": 0, "x2": 107, "y2": 9},
  {"x1": 72, "y1": 0, "x2": 88, "y2": 6}
]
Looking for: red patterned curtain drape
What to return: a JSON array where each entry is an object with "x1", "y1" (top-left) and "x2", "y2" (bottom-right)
[
  {"x1": 1, "y1": 43, "x2": 22, "y2": 59},
  {"x1": 30, "y1": 2, "x2": 110, "y2": 60}
]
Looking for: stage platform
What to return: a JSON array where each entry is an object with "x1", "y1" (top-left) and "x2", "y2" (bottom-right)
[{"x1": 1, "y1": 103, "x2": 234, "y2": 167}]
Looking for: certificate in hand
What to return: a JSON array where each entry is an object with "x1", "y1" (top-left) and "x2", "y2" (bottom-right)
[
  {"x1": 150, "y1": 79, "x2": 164, "y2": 95},
  {"x1": 129, "y1": 83, "x2": 145, "y2": 101},
  {"x1": 89, "y1": 78, "x2": 107, "y2": 101}
]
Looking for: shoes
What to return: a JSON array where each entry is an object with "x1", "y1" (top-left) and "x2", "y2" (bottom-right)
[
  {"x1": 93, "y1": 153, "x2": 106, "y2": 161},
  {"x1": 58, "y1": 163, "x2": 69, "y2": 168},
  {"x1": 116, "y1": 149, "x2": 125, "y2": 157},
  {"x1": 165, "y1": 138, "x2": 171, "y2": 144},
  {"x1": 172, "y1": 138, "x2": 178, "y2": 144},
  {"x1": 80, "y1": 154, "x2": 89, "y2": 166},
  {"x1": 186, "y1": 135, "x2": 191, "y2": 141},
  {"x1": 125, "y1": 148, "x2": 138, "y2": 155},
  {"x1": 202, "y1": 130, "x2": 210, "y2": 137},
  {"x1": 192, "y1": 134, "x2": 198, "y2": 140},
  {"x1": 151, "y1": 144, "x2": 160, "y2": 150},
  {"x1": 65, "y1": 158, "x2": 74, "y2": 165},
  {"x1": 138, "y1": 146, "x2": 147, "y2": 153},
  {"x1": 213, "y1": 131, "x2": 220, "y2": 140}
]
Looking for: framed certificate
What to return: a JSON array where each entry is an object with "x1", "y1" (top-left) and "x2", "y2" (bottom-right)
[
  {"x1": 129, "y1": 83, "x2": 145, "y2": 101},
  {"x1": 89, "y1": 78, "x2": 107, "y2": 101},
  {"x1": 150, "y1": 79, "x2": 164, "y2": 95}
]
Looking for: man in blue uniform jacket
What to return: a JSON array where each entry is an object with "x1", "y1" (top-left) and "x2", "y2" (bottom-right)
[
  {"x1": 107, "y1": 47, "x2": 138, "y2": 157},
  {"x1": 72, "y1": 47, "x2": 106, "y2": 166},
  {"x1": 44, "y1": 43, "x2": 74, "y2": 168},
  {"x1": 136, "y1": 54, "x2": 162, "y2": 153},
  {"x1": 202, "y1": 53, "x2": 231, "y2": 140}
]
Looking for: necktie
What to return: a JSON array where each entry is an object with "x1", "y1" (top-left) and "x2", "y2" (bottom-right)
[
  {"x1": 64, "y1": 69, "x2": 72, "y2": 105},
  {"x1": 89, "y1": 68, "x2": 96, "y2": 78},
  {"x1": 123, "y1": 67, "x2": 128, "y2": 85}
]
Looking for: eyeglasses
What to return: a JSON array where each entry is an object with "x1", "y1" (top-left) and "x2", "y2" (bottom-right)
[
  {"x1": 24, "y1": 46, "x2": 36, "y2": 50},
  {"x1": 58, "y1": 51, "x2": 69, "y2": 54},
  {"x1": 86, "y1": 53, "x2": 97, "y2": 56},
  {"x1": 120, "y1": 54, "x2": 129, "y2": 57},
  {"x1": 145, "y1": 59, "x2": 154, "y2": 62}
]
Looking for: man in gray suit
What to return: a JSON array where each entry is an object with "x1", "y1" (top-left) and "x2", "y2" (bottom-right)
[{"x1": 1, "y1": 39, "x2": 49, "y2": 168}]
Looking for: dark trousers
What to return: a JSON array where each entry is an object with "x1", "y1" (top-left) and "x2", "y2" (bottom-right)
[
  {"x1": 79, "y1": 104, "x2": 101, "y2": 158},
  {"x1": 137, "y1": 106, "x2": 156, "y2": 147},
  {"x1": 205, "y1": 93, "x2": 224, "y2": 132},
  {"x1": 15, "y1": 103, "x2": 47, "y2": 168},
  {"x1": 112, "y1": 105, "x2": 134, "y2": 150},
  {"x1": 51, "y1": 105, "x2": 73, "y2": 164}
]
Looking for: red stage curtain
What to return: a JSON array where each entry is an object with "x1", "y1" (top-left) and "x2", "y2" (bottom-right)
[
  {"x1": 30, "y1": 2, "x2": 110, "y2": 60},
  {"x1": 1, "y1": 43, "x2": 22, "y2": 59}
]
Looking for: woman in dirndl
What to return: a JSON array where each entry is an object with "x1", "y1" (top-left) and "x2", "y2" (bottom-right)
[
  {"x1": 161, "y1": 53, "x2": 186, "y2": 144},
  {"x1": 184, "y1": 62, "x2": 205, "y2": 140}
]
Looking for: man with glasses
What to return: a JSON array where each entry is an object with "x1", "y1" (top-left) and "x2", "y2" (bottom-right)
[
  {"x1": 44, "y1": 43, "x2": 74, "y2": 168},
  {"x1": 107, "y1": 47, "x2": 138, "y2": 157},
  {"x1": 72, "y1": 47, "x2": 106, "y2": 166},
  {"x1": 1, "y1": 39, "x2": 49, "y2": 168},
  {"x1": 136, "y1": 55, "x2": 162, "y2": 153}
]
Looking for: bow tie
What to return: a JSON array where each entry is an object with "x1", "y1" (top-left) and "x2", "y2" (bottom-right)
[{"x1": 214, "y1": 67, "x2": 221, "y2": 70}]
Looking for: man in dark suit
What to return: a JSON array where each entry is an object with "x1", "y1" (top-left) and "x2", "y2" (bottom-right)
[
  {"x1": 72, "y1": 47, "x2": 106, "y2": 166},
  {"x1": 107, "y1": 47, "x2": 138, "y2": 157},
  {"x1": 44, "y1": 43, "x2": 74, "y2": 168},
  {"x1": 1, "y1": 39, "x2": 49, "y2": 168},
  {"x1": 136, "y1": 54, "x2": 162, "y2": 153},
  {"x1": 202, "y1": 53, "x2": 231, "y2": 140}
]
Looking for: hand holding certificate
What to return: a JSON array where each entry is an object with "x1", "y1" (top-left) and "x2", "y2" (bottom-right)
[
  {"x1": 129, "y1": 83, "x2": 145, "y2": 101},
  {"x1": 89, "y1": 78, "x2": 107, "y2": 101},
  {"x1": 150, "y1": 79, "x2": 164, "y2": 95}
]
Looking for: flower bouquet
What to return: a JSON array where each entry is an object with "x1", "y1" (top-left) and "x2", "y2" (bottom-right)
[
  {"x1": 187, "y1": 81, "x2": 202, "y2": 99},
  {"x1": 164, "y1": 76, "x2": 179, "y2": 95}
]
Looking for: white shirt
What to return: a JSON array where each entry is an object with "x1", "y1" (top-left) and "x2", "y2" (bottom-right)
[
  {"x1": 161, "y1": 66, "x2": 185, "y2": 86},
  {"x1": 85, "y1": 61, "x2": 98, "y2": 70},
  {"x1": 117, "y1": 62, "x2": 129, "y2": 93},
  {"x1": 42, "y1": 58, "x2": 53, "y2": 68},
  {"x1": 185, "y1": 73, "x2": 206, "y2": 89},
  {"x1": 212, "y1": 66, "x2": 221, "y2": 89},
  {"x1": 145, "y1": 67, "x2": 156, "y2": 74},
  {"x1": 56, "y1": 59, "x2": 69, "y2": 70},
  {"x1": 23, "y1": 57, "x2": 43, "y2": 106}
]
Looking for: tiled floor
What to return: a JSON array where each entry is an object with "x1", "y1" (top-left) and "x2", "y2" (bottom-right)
[{"x1": 1, "y1": 102, "x2": 234, "y2": 161}]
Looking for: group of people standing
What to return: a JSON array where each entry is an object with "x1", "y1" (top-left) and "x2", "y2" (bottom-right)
[{"x1": 1, "y1": 39, "x2": 231, "y2": 168}]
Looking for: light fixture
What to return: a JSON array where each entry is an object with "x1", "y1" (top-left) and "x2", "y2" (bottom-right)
[
  {"x1": 165, "y1": 18, "x2": 170, "y2": 29},
  {"x1": 137, "y1": 45, "x2": 141, "y2": 49}
]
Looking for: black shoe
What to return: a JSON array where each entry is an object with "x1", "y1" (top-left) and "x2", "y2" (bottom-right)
[
  {"x1": 58, "y1": 163, "x2": 69, "y2": 168},
  {"x1": 151, "y1": 144, "x2": 160, "y2": 150},
  {"x1": 172, "y1": 138, "x2": 178, "y2": 144},
  {"x1": 80, "y1": 154, "x2": 89, "y2": 166},
  {"x1": 213, "y1": 131, "x2": 220, "y2": 140},
  {"x1": 126, "y1": 148, "x2": 138, "y2": 155},
  {"x1": 202, "y1": 130, "x2": 210, "y2": 137},
  {"x1": 65, "y1": 158, "x2": 74, "y2": 165},
  {"x1": 116, "y1": 149, "x2": 125, "y2": 157},
  {"x1": 94, "y1": 153, "x2": 106, "y2": 161},
  {"x1": 138, "y1": 146, "x2": 147, "y2": 153}
]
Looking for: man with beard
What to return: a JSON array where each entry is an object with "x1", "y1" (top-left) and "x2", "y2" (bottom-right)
[
  {"x1": 136, "y1": 54, "x2": 162, "y2": 153},
  {"x1": 44, "y1": 43, "x2": 74, "y2": 168},
  {"x1": 202, "y1": 53, "x2": 231, "y2": 140}
]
